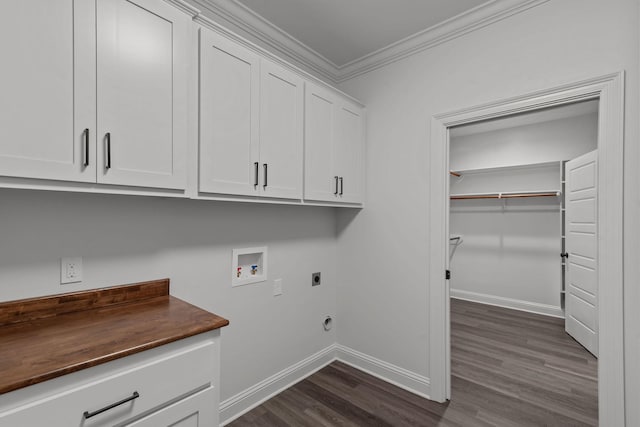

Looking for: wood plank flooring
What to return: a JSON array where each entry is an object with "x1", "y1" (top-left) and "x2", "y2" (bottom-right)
[{"x1": 228, "y1": 299, "x2": 597, "y2": 426}]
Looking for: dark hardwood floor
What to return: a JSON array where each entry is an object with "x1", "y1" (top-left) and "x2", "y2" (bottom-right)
[{"x1": 228, "y1": 299, "x2": 597, "y2": 426}]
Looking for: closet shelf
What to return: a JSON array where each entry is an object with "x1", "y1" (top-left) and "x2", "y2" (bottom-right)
[
  {"x1": 451, "y1": 161, "x2": 561, "y2": 176},
  {"x1": 450, "y1": 190, "x2": 561, "y2": 200}
]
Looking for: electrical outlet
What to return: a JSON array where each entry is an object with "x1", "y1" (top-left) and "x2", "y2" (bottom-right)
[
  {"x1": 61, "y1": 257, "x2": 83, "y2": 284},
  {"x1": 273, "y1": 278, "x2": 282, "y2": 296},
  {"x1": 312, "y1": 272, "x2": 321, "y2": 286}
]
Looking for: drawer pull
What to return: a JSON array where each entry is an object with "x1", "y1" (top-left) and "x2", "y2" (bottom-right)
[{"x1": 83, "y1": 391, "x2": 140, "y2": 419}]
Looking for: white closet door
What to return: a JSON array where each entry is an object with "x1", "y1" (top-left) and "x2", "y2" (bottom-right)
[
  {"x1": 96, "y1": 0, "x2": 188, "y2": 190},
  {"x1": 199, "y1": 29, "x2": 260, "y2": 196},
  {"x1": 259, "y1": 60, "x2": 303, "y2": 200},
  {"x1": 565, "y1": 150, "x2": 598, "y2": 356},
  {"x1": 0, "y1": 0, "x2": 95, "y2": 182}
]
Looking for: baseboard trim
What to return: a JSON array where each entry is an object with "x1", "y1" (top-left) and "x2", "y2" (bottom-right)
[
  {"x1": 219, "y1": 343, "x2": 433, "y2": 425},
  {"x1": 335, "y1": 344, "x2": 431, "y2": 399},
  {"x1": 451, "y1": 289, "x2": 564, "y2": 318},
  {"x1": 219, "y1": 344, "x2": 337, "y2": 426}
]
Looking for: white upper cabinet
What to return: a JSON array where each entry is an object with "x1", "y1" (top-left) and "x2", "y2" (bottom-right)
[
  {"x1": 199, "y1": 29, "x2": 304, "y2": 201},
  {"x1": 304, "y1": 82, "x2": 365, "y2": 204},
  {"x1": 259, "y1": 60, "x2": 304, "y2": 200},
  {"x1": 304, "y1": 84, "x2": 337, "y2": 201},
  {"x1": 199, "y1": 29, "x2": 260, "y2": 196},
  {"x1": 334, "y1": 100, "x2": 365, "y2": 204},
  {"x1": 96, "y1": 0, "x2": 188, "y2": 189},
  {"x1": 0, "y1": 0, "x2": 189, "y2": 190},
  {"x1": 0, "y1": 0, "x2": 96, "y2": 182}
]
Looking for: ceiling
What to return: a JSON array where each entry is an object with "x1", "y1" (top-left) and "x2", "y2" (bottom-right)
[
  {"x1": 451, "y1": 99, "x2": 599, "y2": 138},
  {"x1": 199, "y1": 0, "x2": 550, "y2": 82},
  {"x1": 233, "y1": 0, "x2": 488, "y2": 67}
]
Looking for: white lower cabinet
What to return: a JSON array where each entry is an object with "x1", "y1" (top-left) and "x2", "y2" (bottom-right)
[
  {"x1": 0, "y1": 333, "x2": 220, "y2": 427},
  {"x1": 125, "y1": 387, "x2": 215, "y2": 427}
]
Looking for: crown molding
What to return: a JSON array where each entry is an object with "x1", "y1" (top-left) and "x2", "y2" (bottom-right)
[
  {"x1": 187, "y1": 0, "x2": 340, "y2": 83},
  {"x1": 336, "y1": 0, "x2": 550, "y2": 82},
  {"x1": 192, "y1": 0, "x2": 549, "y2": 84},
  {"x1": 163, "y1": 0, "x2": 200, "y2": 17}
]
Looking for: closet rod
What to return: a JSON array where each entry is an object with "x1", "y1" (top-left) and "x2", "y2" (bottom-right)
[
  {"x1": 450, "y1": 191, "x2": 560, "y2": 200},
  {"x1": 449, "y1": 171, "x2": 461, "y2": 177}
]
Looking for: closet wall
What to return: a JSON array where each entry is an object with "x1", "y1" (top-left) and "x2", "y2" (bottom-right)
[{"x1": 449, "y1": 110, "x2": 597, "y2": 316}]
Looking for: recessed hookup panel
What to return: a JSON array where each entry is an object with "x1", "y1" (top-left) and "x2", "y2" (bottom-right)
[{"x1": 232, "y1": 247, "x2": 267, "y2": 287}]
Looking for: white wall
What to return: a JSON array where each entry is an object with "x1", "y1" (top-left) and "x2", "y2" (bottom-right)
[
  {"x1": 450, "y1": 113, "x2": 598, "y2": 171},
  {"x1": 449, "y1": 165, "x2": 563, "y2": 313},
  {"x1": 0, "y1": 189, "x2": 338, "y2": 405},
  {"x1": 337, "y1": 0, "x2": 639, "y2": 424}
]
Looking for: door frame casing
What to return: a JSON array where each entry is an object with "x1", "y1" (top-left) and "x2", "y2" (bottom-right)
[{"x1": 428, "y1": 72, "x2": 624, "y2": 426}]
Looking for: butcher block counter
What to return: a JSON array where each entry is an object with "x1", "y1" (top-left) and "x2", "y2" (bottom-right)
[{"x1": 0, "y1": 279, "x2": 229, "y2": 426}]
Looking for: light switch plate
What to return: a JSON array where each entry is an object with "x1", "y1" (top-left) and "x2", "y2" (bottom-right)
[{"x1": 273, "y1": 278, "x2": 283, "y2": 296}]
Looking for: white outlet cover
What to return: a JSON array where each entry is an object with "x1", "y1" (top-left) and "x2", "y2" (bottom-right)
[{"x1": 61, "y1": 257, "x2": 83, "y2": 284}]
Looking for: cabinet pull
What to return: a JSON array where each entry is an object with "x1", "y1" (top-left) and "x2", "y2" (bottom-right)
[
  {"x1": 334, "y1": 176, "x2": 339, "y2": 195},
  {"x1": 254, "y1": 162, "x2": 259, "y2": 187},
  {"x1": 339, "y1": 177, "x2": 344, "y2": 195},
  {"x1": 105, "y1": 132, "x2": 111, "y2": 169},
  {"x1": 263, "y1": 163, "x2": 268, "y2": 189},
  {"x1": 83, "y1": 391, "x2": 139, "y2": 419},
  {"x1": 83, "y1": 128, "x2": 90, "y2": 167}
]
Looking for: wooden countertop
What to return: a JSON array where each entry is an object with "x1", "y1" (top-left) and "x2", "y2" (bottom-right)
[{"x1": 0, "y1": 279, "x2": 229, "y2": 395}]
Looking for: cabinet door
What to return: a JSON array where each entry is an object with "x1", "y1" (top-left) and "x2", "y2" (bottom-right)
[
  {"x1": 125, "y1": 388, "x2": 216, "y2": 427},
  {"x1": 0, "y1": 0, "x2": 96, "y2": 182},
  {"x1": 304, "y1": 83, "x2": 338, "y2": 202},
  {"x1": 335, "y1": 101, "x2": 365, "y2": 204},
  {"x1": 199, "y1": 29, "x2": 260, "y2": 196},
  {"x1": 259, "y1": 60, "x2": 304, "y2": 200},
  {"x1": 96, "y1": 0, "x2": 188, "y2": 190}
]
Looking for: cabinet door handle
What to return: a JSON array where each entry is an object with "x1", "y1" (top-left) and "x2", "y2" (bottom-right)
[
  {"x1": 105, "y1": 132, "x2": 111, "y2": 169},
  {"x1": 83, "y1": 391, "x2": 139, "y2": 419},
  {"x1": 83, "y1": 128, "x2": 90, "y2": 167},
  {"x1": 254, "y1": 162, "x2": 259, "y2": 187},
  {"x1": 334, "y1": 176, "x2": 339, "y2": 195},
  {"x1": 339, "y1": 177, "x2": 344, "y2": 195},
  {"x1": 263, "y1": 163, "x2": 268, "y2": 189}
]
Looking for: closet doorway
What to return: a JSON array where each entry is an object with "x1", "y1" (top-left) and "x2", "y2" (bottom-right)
[
  {"x1": 427, "y1": 73, "x2": 624, "y2": 426},
  {"x1": 448, "y1": 100, "x2": 599, "y2": 354},
  {"x1": 446, "y1": 101, "x2": 599, "y2": 424}
]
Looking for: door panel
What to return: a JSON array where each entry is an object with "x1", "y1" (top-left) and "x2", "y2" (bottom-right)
[
  {"x1": 259, "y1": 60, "x2": 303, "y2": 200},
  {"x1": 565, "y1": 150, "x2": 598, "y2": 356},
  {"x1": 334, "y1": 102, "x2": 365, "y2": 203},
  {"x1": 199, "y1": 29, "x2": 260, "y2": 196},
  {"x1": 0, "y1": 0, "x2": 95, "y2": 182},
  {"x1": 304, "y1": 83, "x2": 336, "y2": 202},
  {"x1": 97, "y1": 0, "x2": 187, "y2": 189}
]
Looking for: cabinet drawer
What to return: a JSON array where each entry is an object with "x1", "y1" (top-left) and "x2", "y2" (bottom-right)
[
  {"x1": 0, "y1": 340, "x2": 215, "y2": 427},
  {"x1": 124, "y1": 387, "x2": 216, "y2": 427}
]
